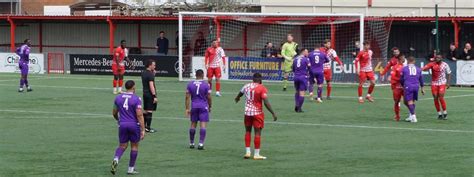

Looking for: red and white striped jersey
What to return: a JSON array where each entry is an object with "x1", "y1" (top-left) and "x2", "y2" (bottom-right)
[
  {"x1": 320, "y1": 48, "x2": 339, "y2": 70},
  {"x1": 422, "y1": 62, "x2": 451, "y2": 86},
  {"x1": 206, "y1": 47, "x2": 226, "y2": 68},
  {"x1": 240, "y1": 82, "x2": 268, "y2": 116},
  {"x1": 356, "y1": 50, "x2": 373, "y2": 72}
]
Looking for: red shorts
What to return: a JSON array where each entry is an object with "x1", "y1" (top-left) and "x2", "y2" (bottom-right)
[
  {"x1": 431, "y1": 85, "x2": 446, "y2": 95},
  {"x1": 207, "y1": 67, "x2": 221, "y2": 79},
  {"x1": 359, "y1": 71, "x2": 375, "y2": 83},
  {"x1": 112, "y1": 64, "x2": 125, "y2": 75},
  {"x1": 244, "y1": 114, "x2": 264, "y2": 129},
  {"x1": 391, "y1": 83, "x2": 404, "y2": 100},
  {"x1": 323, "y1": 69, "x2": 332, "y2": 81}
]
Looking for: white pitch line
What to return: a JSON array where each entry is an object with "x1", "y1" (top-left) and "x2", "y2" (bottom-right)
[
  {"x1": 2, "y1": 83, "x2": 474, "y2": 101},
  {"x1": 1, "y1": 109, "x2": 473, "y2": 134}
]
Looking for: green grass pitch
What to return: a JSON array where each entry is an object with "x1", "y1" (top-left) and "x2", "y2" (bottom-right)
[{"x1": 0, "y1": 73, "x2": 473, "y2": 177}]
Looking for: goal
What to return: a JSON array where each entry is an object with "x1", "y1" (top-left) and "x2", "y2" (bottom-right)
[{"x1": 178, "y1": 12, "x2": 392, "y2": 84}]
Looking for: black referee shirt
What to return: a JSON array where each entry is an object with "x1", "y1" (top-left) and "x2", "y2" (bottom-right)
[{"x1": 142, "y1": 69, "x2": 156, "y2": 95}]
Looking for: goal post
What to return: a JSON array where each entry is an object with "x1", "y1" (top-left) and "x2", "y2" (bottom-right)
[{"x1": 178, "y1": 12, "x2": 392, "y2": 84}]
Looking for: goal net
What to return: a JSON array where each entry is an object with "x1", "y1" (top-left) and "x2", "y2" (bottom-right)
[{"x1": 179, "y1": 12, "x2": 393, "y2": 84}]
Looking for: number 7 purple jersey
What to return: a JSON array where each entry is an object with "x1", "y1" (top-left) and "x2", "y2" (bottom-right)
[
  {"x1": 114, "y1": 92, "x2": 142, "y2": 124},
  {"x1": 187, "y1": 80, "x2": 211, "y2": 108}
]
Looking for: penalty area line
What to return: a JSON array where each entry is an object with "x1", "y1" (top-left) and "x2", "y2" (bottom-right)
[{"x1": 1, "y1": 109, "x2": 473, "y2": 134}]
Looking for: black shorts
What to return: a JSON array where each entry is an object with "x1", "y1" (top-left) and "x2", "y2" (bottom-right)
[{"x1": 143, "y1": 93, "x2": 157, "y2": 111}]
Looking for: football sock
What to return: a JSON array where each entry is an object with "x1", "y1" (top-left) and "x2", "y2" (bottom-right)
[
  {"x1": 216, "y1": 82, "x2": 221, "y2": 92},
  {"x1": 443, "y1": 110, "x2": 447, "y2": 114},
  {"x1": 438, "y1": 112, "x2": 442, "y2": 115},
  {"x1": 129, "y1": 150, "x2": 138, "y2": 168},
  {"x1": 147, "y1": 113, "x2": 153, "y2": 128},
  {"x1": 189, "y1": 128, "x2": 196, "y2": 144},
  {"x1": 19, "y1": 79, "x2": 24, "y2": 88},
  {"x1": 254, "y1": 135, "x2": 261, "y2": 149},
  {"x1": 128, "y1": 167, "x2": 135, "y2": 173},
  {"x1": 394, "y1": 102, "x2": 400, "y2": 117},
  {"x1": 118, "y1": 79, "x2": 123, "y2": 87},
  {"x1": 254, "y1": 149, "x2": 260, "y2": 156},
  {"x1": 114, "y1": 147, "x2": 125, "y2": 161},
  {"x1": 199, "y1": 128, "x2": 206, "y2": 144},
  {"x1": 144, "y1": 113, "x2": 152, "y2": 129},
  {"x1": 299, "y1": 96, "x2": 305, "y2": 109},
  {"x1": 317, "y1": 86, "x2": 322, "y2": 98},
  {"x1": 24, "y1": 78, "x2": 28, "y2": 87},
  {"x1": 408, "y1": 104, "x2": 415, "y2": 115},
  {"x1": 433, "y1": 98, "x2": 441, "y2": 112},
  {"x1": 208, "y1": 81, "x2": 213, "y2": 91},
  {"x1": 327, "y1": 83, "x2": 332, "y2": 97},
  {"x1": 245, "y1": 132, "x2": 251, "y2": 148},
  {"x1": 245, "y1": 147, "x2": 251, "y2": 154},
  {"x1": 358, "y1": 85, "x2": 363, "y2": 97},
  {"x1": 308, "y1": 84, "x2": 314, "y2": 94},
  {"x1": 283, "y1": 79, "x2": 288, "y2": 89},
  {"x1": 368, "y1": 84, "x2": 375, "y2": 94},
  {"x1": 439, "y1": 97, "x2": 447, "y2": 111},
  {"x1": 113, "y1": 79, "x2": 117, "y2": 88}
]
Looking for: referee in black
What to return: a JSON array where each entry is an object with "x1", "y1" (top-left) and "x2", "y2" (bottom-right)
[{"x1": 142, "y1": 60, "x2": 157, "y2": 133}]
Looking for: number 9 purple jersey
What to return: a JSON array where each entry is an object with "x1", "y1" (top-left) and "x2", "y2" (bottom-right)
[
  {"x1": 309, "y1": 50, "x2": 329, "y2": 74},
  {"x1": 114, "y1": 93, "x2": 142, "y2": 124},
  {"x1": 187, "y1": 80, "x2": 211, "y2": 109}
]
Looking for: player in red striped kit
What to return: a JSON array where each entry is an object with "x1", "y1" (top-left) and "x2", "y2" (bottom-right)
[
  {"x1": 317, "y1": 39, "x2": 344, "y2": 100},
  {"x1": 380, "y1": 53, "x2": 406, "y2": 121},
  {"x1": 112, "y1": 40, "x2": 132, "y2": 94},
  {"x1": 422, "y1": 54, "x2": 452, "y2": 120},
  {"x1": 205, "y1": 39, "x2": 226, "y2": 97},
  {"x1": 355, "y1": 41, "x2": 376, "y2": 103},
  {"x1": 235, "y1": 73, "x2": 277, "y2": 160}
]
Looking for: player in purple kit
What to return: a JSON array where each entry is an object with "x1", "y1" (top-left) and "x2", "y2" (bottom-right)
[
  {"x1": 292, "y1": 48, "x2": 310, "y2": 112},
  {"x1": 185, "y1": 69, "x2": 212, "y2": 150},
  {"x1": 308, "y1": 48, "x2": 330, "y2": 103},
  {"x1": 17, "y1": 39, "x2": 32, "y2": 92},
  {"x1": 400, "y1": 56, "x2": 425, "y2": 123},
  {"x1": 110, "y1": 80, "x2": 145, "y2": 175}
]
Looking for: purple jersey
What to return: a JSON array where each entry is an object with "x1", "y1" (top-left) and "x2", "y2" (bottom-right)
[
  {"x1": 16, "y1": 44, "x2": 30, "y2": 62},
  {"x1": 114, "y1": 92, "x2": 142, "y2": 124},
  {"x1": 401, "y1": 64, "x2": 424, "y2": 88},
  {"x1": 187, "y1": 80, "x2": 211, "y2": 109},
  {"x1": 292, "y1": 55, "x2": 310, "y2": 77},
  {"x1": 309, "y1": 50, "x2": 329, "y2": 73}
]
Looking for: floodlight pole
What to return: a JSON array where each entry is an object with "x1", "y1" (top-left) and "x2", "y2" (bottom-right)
[{"x1": 435, "y1": 4, "x2": 439, "y2": 54}]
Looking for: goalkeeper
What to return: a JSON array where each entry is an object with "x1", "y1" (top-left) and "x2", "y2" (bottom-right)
[{"x1": 281, "y1": 34, "x2": 298, "y2": 91}]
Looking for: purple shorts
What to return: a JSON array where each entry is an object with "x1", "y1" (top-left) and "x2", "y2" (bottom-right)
[
  {"x1": 310, "y1": 72, "x2": 324, "y2": 85},
  {"x1": 118, "y1": 123, "x2": 141, "y2": 144},
  {"x1": 293, "y1": 76, "x2": 308, "y2": 91},
  {"x1": 19, "y1": 62, "x2": 28, "y2": 75},
  {"x1": 191, "y1": 108, "x2": 209, "y2": 122},
  {"x1": 404, "y1": 86, "x2": 419, "y2": 101}
]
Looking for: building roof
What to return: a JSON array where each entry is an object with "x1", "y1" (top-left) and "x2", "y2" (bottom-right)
[{"x1": 69, "y1": 0, "x2": 127, "y2": 11}]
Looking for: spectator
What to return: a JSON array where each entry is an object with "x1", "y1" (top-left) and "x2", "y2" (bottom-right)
[
  {"x1": 276, "y1": 42, "x2": 285, "y2": 58},
  {"x1": 193, "y1": 32, "x2": 207, "y2": 56},
  {"x1": 260, "y1": 42, "x2": 278, "y2": 58},
  {"x1": 155, "y1": 31, "x2": 169, "y2": 55},
  {"x1": 446, "y1": 42, "x2": 460, "y2": 61},
  {"x1": 461, "y1": 42, "x2": 473, "y2": 60}
]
